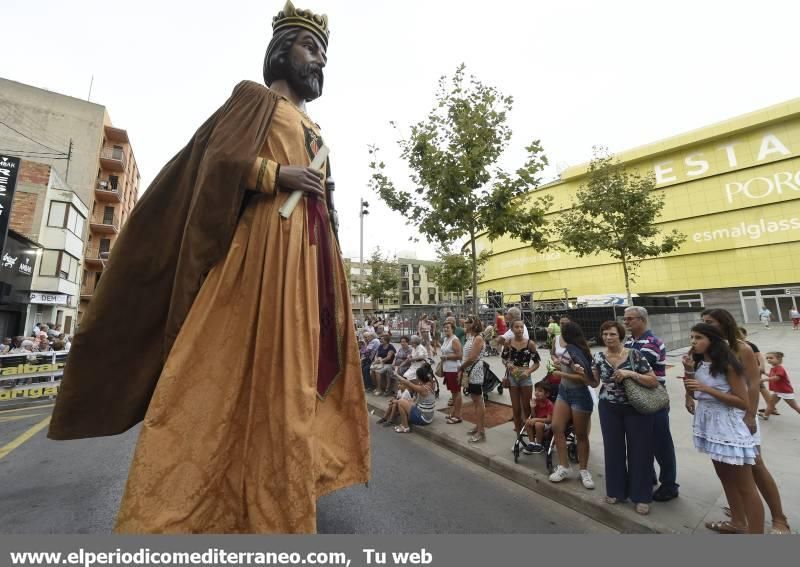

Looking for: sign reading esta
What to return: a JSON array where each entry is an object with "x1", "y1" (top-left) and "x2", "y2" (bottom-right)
[{"x1": 652, "y1": 132, "x2": 800, "y2": 203}]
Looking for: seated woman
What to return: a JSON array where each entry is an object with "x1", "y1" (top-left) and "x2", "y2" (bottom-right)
[
  {"x1": 370, "y1": 334, "x2": 396, "y2": 396},
  {"x1": 388, "y1": 336, "x2": 413, "y2": 394},
  {"x1": 394, "y1": 363, "x2": 437, "y2": 433}
]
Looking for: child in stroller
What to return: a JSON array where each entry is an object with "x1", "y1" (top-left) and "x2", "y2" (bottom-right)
[{"x1": 513, "y1": 375, "x2": 578, "y2": 472}]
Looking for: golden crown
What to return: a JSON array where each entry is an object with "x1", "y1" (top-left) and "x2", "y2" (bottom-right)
[{"x1": 272, "y1": 0, "x2": 329, "y2": 48}]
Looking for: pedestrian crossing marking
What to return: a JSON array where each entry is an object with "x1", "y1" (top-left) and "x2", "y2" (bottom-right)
[
  {"x1": 0, "y1": 415, "x2": 51, "y2": 461},
  {"x1": 0, "y1": 403, "x2": 54, "y2": 414},
  {"x1": 0, "y1": 413, "x2": 48, "y2": 423}
]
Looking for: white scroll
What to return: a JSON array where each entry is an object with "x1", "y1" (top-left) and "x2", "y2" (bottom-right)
[{"x1": 278, "y1": 144, "x2": 330, "y2": 219}]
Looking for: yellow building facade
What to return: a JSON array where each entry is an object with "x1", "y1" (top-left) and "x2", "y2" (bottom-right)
[{"x1": 475, "y1": 98, "x2": 800, "y2": 324}]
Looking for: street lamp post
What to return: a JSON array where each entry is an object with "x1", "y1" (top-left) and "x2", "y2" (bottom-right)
[{"x1": 359, "y1": 199, "x2": 369, "y2": 321}]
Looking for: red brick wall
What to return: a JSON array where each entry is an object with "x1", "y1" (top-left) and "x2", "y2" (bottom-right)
[
  {"x1": 18, "y1": 161, "x2": 50, "y2": 186},
  {"x1": 9, "y1": 160, "x2": 49, "y2": 239},
  {"x1": 9, "y1": 192, "x2": 40, "y2": 238}
]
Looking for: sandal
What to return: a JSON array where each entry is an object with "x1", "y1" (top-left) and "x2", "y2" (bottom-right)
[
  {"x1": 705, "y1": 520, "x2": 746, "y2": 534},
  {"x1": 770, "y1": 518, "x2": 792, "y2": 534},
  {"x1": 394, "y1": 425, "x2": 411, "y2": 433},
  {"x1": 446, "y1": 416, "x2": 463, "y2": 424},
  {"x1": 468, "y1": 431, "x2": 486, "y2": 443},
  {"x1": 770, "y1": 524, "x2": 792, "y2": 535},
  {"x1": 635, "y1": 503, "x2": 650, "y2": 515}
]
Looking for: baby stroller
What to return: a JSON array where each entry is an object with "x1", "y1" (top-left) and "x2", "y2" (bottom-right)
[
  {"x1": 481, "y1": 360, "x2": 503, "y2": 401},
  {"x1": 513, "y1": 375, "x2": 578, "y2": 470},
  {"x1": 462, "y1": 360, "x2": 503, "y2": 402}
]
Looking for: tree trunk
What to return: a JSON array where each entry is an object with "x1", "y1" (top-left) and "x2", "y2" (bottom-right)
[
  {"x1": 470, "y1": 229, "x2": 478, "y2": 317},
  {"x1": 621, "y1": 255, "x2": 632, "y2": 306}
]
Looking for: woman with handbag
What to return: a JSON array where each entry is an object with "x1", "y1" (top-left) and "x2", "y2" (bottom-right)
[
  {"x1": 460, "y1": 318, "x2": 486, "y2": 443},
  {"x1": 592, "y1": 321, "x2": 660, "y2": 515},
  {"x1": 549, "y1": 321, "x2": 598, "y2": 488}
]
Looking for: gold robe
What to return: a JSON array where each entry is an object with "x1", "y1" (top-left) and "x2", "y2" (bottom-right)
[{"x1": 114, "y1": 97, "x2": 369, "y2": 533}]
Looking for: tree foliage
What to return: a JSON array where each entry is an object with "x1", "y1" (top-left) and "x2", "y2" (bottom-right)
[
  {"x1": 369, "y1": 64, "x2": 552, "y2": 314},
  {"x1": 427, "y1": 249, "x2": 490, "y2": 299},
  {"x1": 355, "y1": 247, "x2": 400, "y2": 309},
  {"x1": 555, "y1": 148, "x2": 686, "y2": 304}
]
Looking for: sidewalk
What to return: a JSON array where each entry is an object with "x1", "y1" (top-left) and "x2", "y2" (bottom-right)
[{"x1": 366, "y1": 324, "x2": 800, "y2": 534}]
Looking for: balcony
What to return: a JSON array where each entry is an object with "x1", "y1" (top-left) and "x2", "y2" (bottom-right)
[
  {"x1": 100, "y1": 146, "x2": 126, "y2": 172},
  {"x1": 84, "y1": 246, "x2": 110, "y2": 269},
  {"x1": 95, "y1": 180, "x2": 122, "y2": 203},
  {"x1": 104, "y1": 125, "x2": 129, "y2": 144},
  {"x1": 90, "y1": 211, "x2": 119, "y2": 234},
  {"x1": 80, "y1": 282, "x2": 96, "y2": 300}
]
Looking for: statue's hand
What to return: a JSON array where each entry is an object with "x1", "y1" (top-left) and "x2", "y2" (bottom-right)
[{"x1": 278, "y1": 166, "x2": 324, "y2": 197}]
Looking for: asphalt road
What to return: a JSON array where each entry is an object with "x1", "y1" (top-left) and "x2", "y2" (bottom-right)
[{"x1": 0, "y1": 401, "x2": 614, "y2": 534}]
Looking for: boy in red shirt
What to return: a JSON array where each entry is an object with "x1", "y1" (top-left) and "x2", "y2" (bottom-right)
[
  {"x1": 760, "y1": 351, "x2": 799, "y2": 419},
  {"x1": 523, "y1": 381, "x2": 554, "y2": 453}
]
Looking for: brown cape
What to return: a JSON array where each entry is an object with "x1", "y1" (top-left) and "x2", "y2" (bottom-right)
[{"x1": 48, "y1": 81, "x2": 280, "y2": 440}]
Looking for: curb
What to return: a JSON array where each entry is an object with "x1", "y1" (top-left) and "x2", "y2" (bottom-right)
[{"x1": 368, "y1": 400, "x2": 681, "y2": 534}]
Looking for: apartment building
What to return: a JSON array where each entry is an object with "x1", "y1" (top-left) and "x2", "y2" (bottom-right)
[
  {"x1": 8, "y1": 161, "x2": 87, "y2": 335},
  {"x1": 0, "y1": 78, "x2": 141, "y2": 322},
  {"x1": 397, "y1": 258, "x2": 453, "y2": 308}
]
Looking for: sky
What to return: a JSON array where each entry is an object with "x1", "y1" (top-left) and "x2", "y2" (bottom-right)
[{"x1": 4, "y1": 0, "x2": 800, "y2": 262}]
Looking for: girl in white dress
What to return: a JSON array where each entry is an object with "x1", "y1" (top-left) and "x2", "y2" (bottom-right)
[{"x1": 682, "y1": 323, "x2": 763, "y2": 534}]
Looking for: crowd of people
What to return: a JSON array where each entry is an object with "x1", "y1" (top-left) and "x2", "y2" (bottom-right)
[
  {"x1": 0, "y1": 322, "x2": 71, "y2": 357},
  {"x1": 358, "y1": 304, "x2": 796, "y2": 534}
]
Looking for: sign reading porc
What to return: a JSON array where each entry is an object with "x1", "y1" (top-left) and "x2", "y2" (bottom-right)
[
  {"x1": 29, "y1": 292, "x2": 68, "y2": 305},
  {"x1": 724, "y1": 170, "x2": 800, "y2": 203}
]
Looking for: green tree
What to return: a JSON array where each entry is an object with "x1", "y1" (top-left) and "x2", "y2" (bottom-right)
[
  {"x1": 556, "y1": 148, "x2": 686, "y2": 305},
  {"x1": 427, "y1": 249, "x2": 490, "y2": 308},
  {"x1": 369, "y1": 65, "x2": 552, "y2": 315},
  {"x1": 356, "y1": 248, "x2": 400, "y2": 313}
]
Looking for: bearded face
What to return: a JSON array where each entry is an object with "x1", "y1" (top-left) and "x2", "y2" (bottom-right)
[
  {"x1": 264, "y1": 29, "x2": 327, "y2": 102},
  {"x1": 287, "y1": 47, "x2": 324, "y2": 101}
]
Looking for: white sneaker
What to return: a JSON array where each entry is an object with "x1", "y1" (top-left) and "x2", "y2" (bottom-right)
[
  {"x1": 549, "y1": 465, "x2": 570, "y2": 483},
  {"x1": 580, "y1": 469, "x2": 595, "y2": 489}
]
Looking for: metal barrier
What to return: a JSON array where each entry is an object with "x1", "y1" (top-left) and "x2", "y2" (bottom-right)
[{"x1": 0, "y1": 351, "x2": 67, "y2": 405}]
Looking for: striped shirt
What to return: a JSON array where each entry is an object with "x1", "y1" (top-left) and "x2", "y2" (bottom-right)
[
  {"x1": 624, "y1": 330, "x2": 666, "y2": 383},
  {"x1": 415, "y1": 384, "x2": 437, "y2": 423}
]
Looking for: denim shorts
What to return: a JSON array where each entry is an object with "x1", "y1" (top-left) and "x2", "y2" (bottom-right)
[
  {"x1": 507, "y1": 370, "x2": 533, "y2": 388},
  {"x1": 409, "y1": 405, "x2": 432, "y2": 426},
  {"x1": 557, "y1": 382, "x2": 594, "y2": 413}
]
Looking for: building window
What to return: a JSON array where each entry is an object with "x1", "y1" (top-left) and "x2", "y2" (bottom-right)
[
  {"x1": 38, "y1": 250, "x2": 80, "y2": 282},
  {"x1": 47, "y1": 201, "x2": 85, "y2": 237},
  {"x1": 402, "y1": 293, "x2": 409, "y2": 304},
  {"x1": 667, "y1": 292, "x2": 704, "y2": 308},
  {"x1": 47, "y1": 202, "x2": 67, "y2": 227}
]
